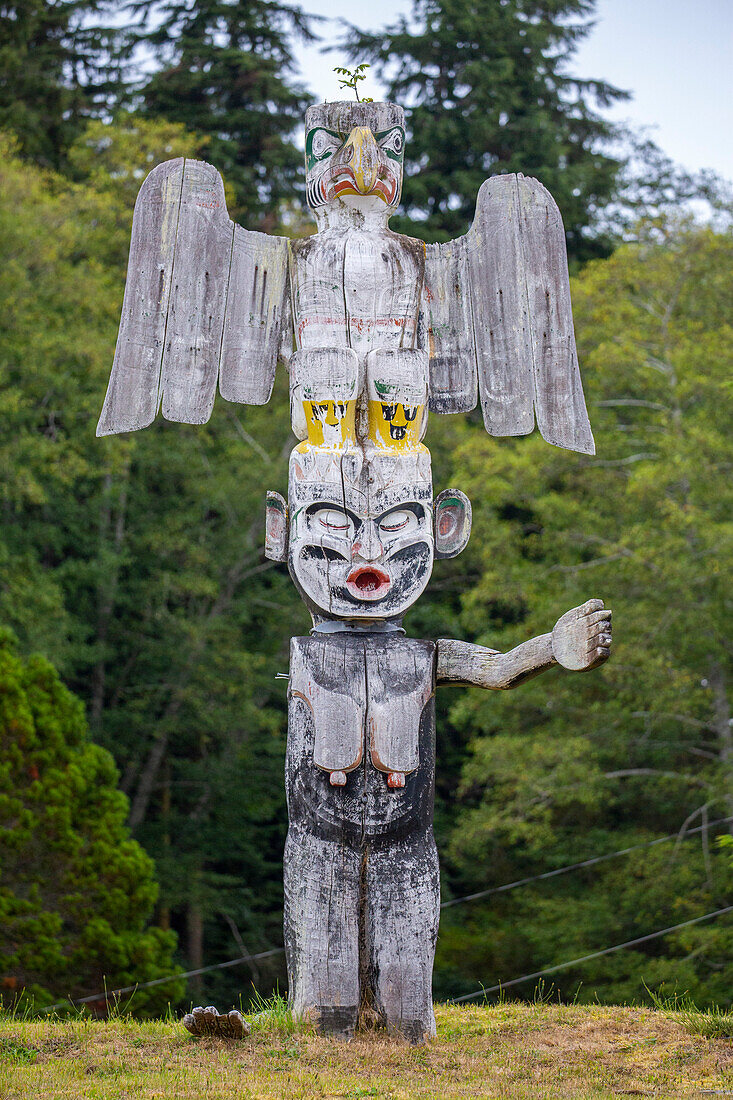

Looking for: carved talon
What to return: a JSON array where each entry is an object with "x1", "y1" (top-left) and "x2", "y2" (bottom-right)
[
  {"x1": 183, "y1": 1006, "x2": 250, "y2": 1039},
  {"x1": 387, "y1": 771, "x2": 405, "y2": 788},
  {"x1": 330, "y1": 770, "x2": 347, "y2": 786}
]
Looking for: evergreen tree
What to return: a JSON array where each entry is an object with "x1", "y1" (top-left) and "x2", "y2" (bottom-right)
[
  {"x1": 432, "y1": 220, "x2": 733, "y2": 1006},
  {"x1": 344, "y1": 0, "x2": 627, "y2": 261},
  {"x1": 0, "y1": 0, "x2": 128, "y2": 169},
  {"x1": 0, "y1": 122, "x2": 300, "y2": 1006},
  {"x1": 0, "y1": 629, "x2": 182, "y2": 1013},
  {"x1": 133, "y1": 0, "x2": 315, "y2": 224}
]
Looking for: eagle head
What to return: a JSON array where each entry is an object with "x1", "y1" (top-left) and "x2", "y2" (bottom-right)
[{"x1": 304, "y1": 101, "x2": 405, "y2": 212}]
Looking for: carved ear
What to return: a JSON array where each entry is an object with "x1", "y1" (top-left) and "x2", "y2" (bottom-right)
[
  {"x1": 434, "y1": 489, "x2": 472, "y2": 559},
  {"x1": 265, "y1": 491, "x2": 288, "y2": 562}
]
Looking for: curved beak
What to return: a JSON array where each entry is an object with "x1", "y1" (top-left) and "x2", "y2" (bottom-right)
[{"x1": 342, "y1": 126, "x2": 380, "y2": 195}]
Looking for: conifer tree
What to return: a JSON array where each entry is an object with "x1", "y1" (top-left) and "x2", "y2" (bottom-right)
[
  {"x1": 133, "y1": 0, "x2": 315, "y2": 224},
  {"x1": 345, "y1": 0, "x2": 627, "y2": 261},
  {"x1": 0, "y1": 629, "x2": 181, "y2": 1012},
  {"x1": 0, "y1": 0, "x2": 128, "y2": 169}
]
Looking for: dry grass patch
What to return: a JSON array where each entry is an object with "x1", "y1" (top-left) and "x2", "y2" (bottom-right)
[{"x1": 0, "y1": 1002, "x2": 732, "y2": 1098}]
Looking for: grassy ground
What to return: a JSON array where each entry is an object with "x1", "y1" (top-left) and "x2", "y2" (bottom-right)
[{"x1": 1, "y1": 1000, "x2": 732, "y2": 1099}]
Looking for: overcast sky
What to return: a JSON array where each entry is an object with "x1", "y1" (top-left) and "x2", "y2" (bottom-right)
[{"x1": 294, "y1": 0, "x2": 733, "y2": 180}]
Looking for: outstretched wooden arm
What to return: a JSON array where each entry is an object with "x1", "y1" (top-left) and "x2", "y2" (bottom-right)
[{"x1": 436, "y1": 600, "x2": 612, "y2": 690}]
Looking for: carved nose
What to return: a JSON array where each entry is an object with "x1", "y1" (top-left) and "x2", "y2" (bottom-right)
[
  {"x1": 343, "y1": 126, "x2": 380, "y2": 195},
  {"x1": 352, "y1": 520, "x2": 383, "y2": 561}
]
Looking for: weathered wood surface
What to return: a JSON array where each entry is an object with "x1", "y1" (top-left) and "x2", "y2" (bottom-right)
[
  {"x1": 97, "y1": 158, "x2": 289, "y2": 436},
  {"x1": 182, "y1": 1007, "x2": 249, "y2": 1038},
  {"x1": 422, "y1": 173, "x2": 595, "y2": 455},
  {"x1": 264, "y1": 490, "x2": 288, "y2": 562},
  {"x1": 289, "y1": 346, "x2": 359, "y2": 444},
  {"x1": 436, "y1": 634, "x2": 555, "y2": 689},
  {"x1": 305, "y1": 100, "x2": 404, "y2": 137},
  {"x1": 284, "y1": 634, "x2": 438, "y2": 1041},
  {"x1": 97, "y1": 102, "x2": 612, "y2": 1048},
  {"x1": 97, "y1": 159, "x2": 183, "y2": 435},
  {"x1": 219, "y1": 224, "x2": 290, "y2": 405},
  {"x1": 433, "y1": 489, "x2": 472, "y2": 559},
  {"x1": 162, "y1": 159, "x2": 230, "y2": 424},
  {"x1": 551, "y1": 599, "x2": 612, "y2": 671},
  {"x1": 437, "y1": 600, "x2": 612, "y2": 687},
  {"x1": 468, "y1": 173, "x2": 594, "y2": 453},
  {"x1": 424, "y1": 235, "x2": 477, "y2": 414}
]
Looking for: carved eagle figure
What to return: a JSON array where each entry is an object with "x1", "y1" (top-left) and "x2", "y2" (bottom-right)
[{"x1": 97, "y1": 100, "x2": 594, "y2": 456}]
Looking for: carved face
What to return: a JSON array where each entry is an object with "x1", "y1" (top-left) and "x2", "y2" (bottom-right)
[
  {"x1": 288, "y1": 455, "x2": 434, "y2": 621},
  {"x1": 304, "y1": 102, "x2": 405, "y2": 211}
]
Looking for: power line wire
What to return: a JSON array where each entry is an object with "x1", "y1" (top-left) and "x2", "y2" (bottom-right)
[
  {"x1": 41, "y1": 947, "x2": 285, "y2": 1013},
  {"x1": 440, "y1": 815, "x2": 733, "y2": 909},
  {"x1": 450, "y1": 904, "x2": 733, "y2": 1004},
  {"x1": 39, "y1": 816, "x2": 733, "y2": 1014}
]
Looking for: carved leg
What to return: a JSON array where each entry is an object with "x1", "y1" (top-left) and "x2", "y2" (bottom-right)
[
  {"x1": 363, "y1": 829, "x2": 440, "y2": 1043},
  {"x1": 283, "y1": 823, "x2": 361, "y2": 1038}
]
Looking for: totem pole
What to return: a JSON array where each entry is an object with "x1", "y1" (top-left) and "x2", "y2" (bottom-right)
[{"x1": 97, "y1": 100, "x2": 612, "y2": 1044}]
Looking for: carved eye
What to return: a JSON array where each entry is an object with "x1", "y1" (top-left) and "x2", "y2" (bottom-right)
[
  {"x1": 314, "y1": 508, "x2": 353, "y2": 536},
  {"x1": 380, "y1": 510, "x2": 415, "y2": 534},
  {"x1": 310, "y1": 129, "x2": 341, "y2": 160},
  {"x1": 379, "y1": 128, "x2": 404, "y2": 157}
]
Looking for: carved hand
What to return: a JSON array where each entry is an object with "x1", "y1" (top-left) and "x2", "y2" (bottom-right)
[{"x1": 552, "y1": 599, "x2": 612, "y2": 672}]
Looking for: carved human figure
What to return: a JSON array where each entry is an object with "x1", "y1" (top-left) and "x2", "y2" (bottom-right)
[{"x1": 98, "y1": 99, "x2": 611, "y2": 1044}]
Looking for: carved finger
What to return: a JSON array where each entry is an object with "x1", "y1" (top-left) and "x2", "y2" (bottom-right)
[
  {"x1": 203, "y1": 1006, "x2": 218, "y2": 1033},
  {"x1": 586, "y1": 646, "x2": 610, "y2": 669},
  {"x1": 580, "y1": 599, "x2": 605, "y2": 616},
  {"x1": 589, "y1": 631, "x2": 612, "y2": 648},
  {"x1": 587, "y1": 609, "x2": 612, "y2": 627},
  {"x1": 182, "y1": 1013, "x2": 197, "y2": 1035}
]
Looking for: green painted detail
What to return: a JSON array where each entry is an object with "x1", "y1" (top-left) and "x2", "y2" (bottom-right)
[
  {"x1": 305, "y1": 127, "x2": 343, "y2": 172},
  {"x1": 375, "y1": 126, "x2": 405, "y2": 163}
]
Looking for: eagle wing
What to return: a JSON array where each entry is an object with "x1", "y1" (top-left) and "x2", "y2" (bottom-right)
[
  {"x1": 423, "y1": 173, "x2": 594, "y2": 455},
  {"x1": 97, "y1": 158, "x2": 291, "y2": 436}
]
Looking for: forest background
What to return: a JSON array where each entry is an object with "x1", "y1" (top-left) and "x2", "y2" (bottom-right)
[{"x1": 0, "y1": 0, "x2": 731, "y2": 1016}]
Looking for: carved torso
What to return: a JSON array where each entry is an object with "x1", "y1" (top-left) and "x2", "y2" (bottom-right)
[
  {"x1": 290, "y1": 229, "x2": 425, "y2": 359},
  {"x1": 286, "y1": 633, "x2": 436, "y2": 843}
]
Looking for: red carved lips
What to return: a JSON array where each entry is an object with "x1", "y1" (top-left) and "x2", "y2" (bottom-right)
[{"x1": 346, "y1": 566, "x2": 391, "y2": 601}]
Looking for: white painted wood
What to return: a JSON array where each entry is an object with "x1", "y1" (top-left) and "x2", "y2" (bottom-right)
[
  {"x1": 97, "y1": 159, "x2": 183, "y2": 436},
  {"x1": 423, "y1": 172, "x2": 595, "y2": 454},
  {"x1": 289, "y1": 347, "x2": 359, "y2": 443}
]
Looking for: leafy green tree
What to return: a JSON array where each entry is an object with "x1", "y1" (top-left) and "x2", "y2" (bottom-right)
[
  {"x1": 132, "y1": 0, "x2": 315, "y2": 224},
  {"x1": 0, "y1": 629, "x2": 181, "y2": 1013},
  {"x1": 344, "y1": 0, "x2": 627, "y2": 260},
  {"x1": 0, "y1": 121, "x2": 303, "y2": 1006},
  {"x1": 432, "y1": 220, "x2": 733, "y2": 1006},
  {"x1": 0, "y1": 0, "x2": 129, "y2": 170}
]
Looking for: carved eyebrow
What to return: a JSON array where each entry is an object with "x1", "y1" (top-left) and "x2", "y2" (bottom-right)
[
  {"x1": 375, "y1": 502, "x2": 424, "y2": 524},
  {"x1": 305, "y1": 502, "x2": 359, "y2": 524}
]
